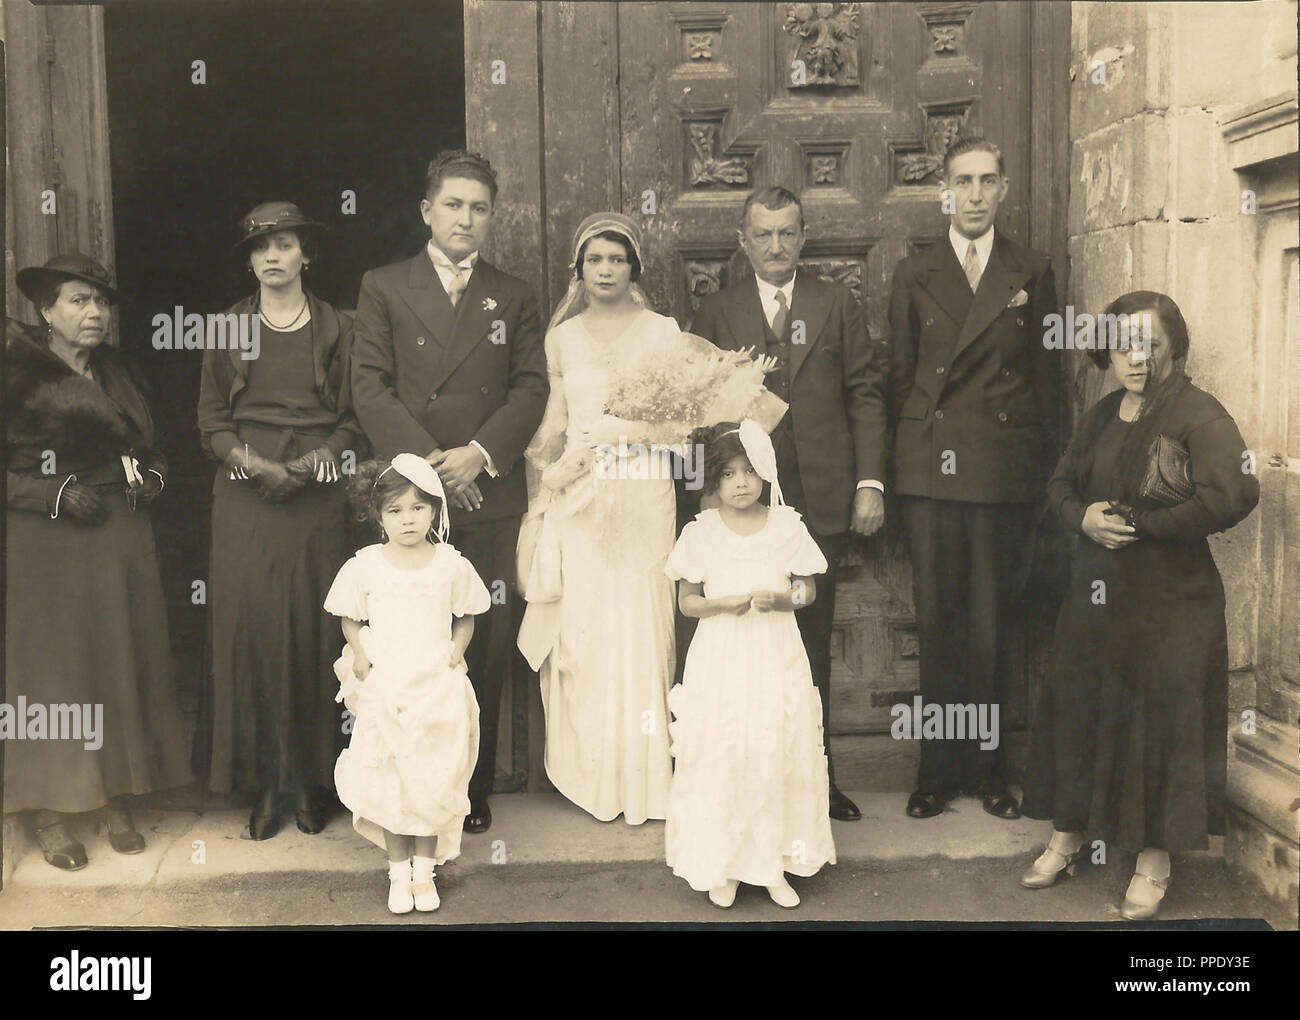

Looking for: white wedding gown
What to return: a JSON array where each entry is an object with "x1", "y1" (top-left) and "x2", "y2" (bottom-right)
[{"x1": 518, "y1": 308, "x2": 679, "y2": 824}]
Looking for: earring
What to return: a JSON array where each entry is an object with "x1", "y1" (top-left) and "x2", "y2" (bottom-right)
[
  {"x1": 377, "y1": 523, "x2": 388, "y2": 543},
  {"x1": 426, "y1": 526, "x2": 438, "y2": 544}
]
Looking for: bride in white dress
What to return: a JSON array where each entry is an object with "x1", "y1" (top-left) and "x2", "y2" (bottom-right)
[{"x1": 517, "y1": 213, "x2": 684, "y2": 824}]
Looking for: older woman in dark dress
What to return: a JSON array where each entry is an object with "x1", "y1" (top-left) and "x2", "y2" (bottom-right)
[
  {"x1": 1020, "y1": 291, "x2": 1259, "y2": 919},
  {"x1": 196, "y1": 202, "x2": 363, "y2": 839},
  {"x1": 6, "y1": 254, "x2": 192, "y2": 870}
]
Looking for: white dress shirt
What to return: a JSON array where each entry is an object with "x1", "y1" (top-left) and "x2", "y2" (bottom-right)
[
  {"x1": 949, "y1": 224, "x2": 995, "y2": 277},
  {"x1": 426, "y1": 241, "x2": 497, "y2": 477},
  {"x1": 754, "y1": 274, "x2": 883, "y2": 496}
]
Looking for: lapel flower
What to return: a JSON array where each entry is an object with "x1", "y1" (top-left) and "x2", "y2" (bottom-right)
[
  {"x1": 1007, "y1": 289, "x2": 1029, "y2": 308},
  {"x1": 483, "y1": 297, "x2": 498, "y2": 312}
]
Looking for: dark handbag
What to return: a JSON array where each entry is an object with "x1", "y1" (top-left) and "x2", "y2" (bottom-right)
[{"x1": 1138, "y1": 434, "x2": 1193, "y2": 505}]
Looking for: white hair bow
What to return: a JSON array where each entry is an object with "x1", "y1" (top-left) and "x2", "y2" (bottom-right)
[{"x1": 733, "y1": 418, "x2": 785, "y2": 508}]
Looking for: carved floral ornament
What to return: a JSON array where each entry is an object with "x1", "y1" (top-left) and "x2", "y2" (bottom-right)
[
  {"x1": 810, "y1": 155, "x2": 839, "y2": 184},
  {"x1": 898, "y1": 109, "x2": 969, "y2": 183},
  {"x1": 783, "y1": 2, "x2": 861, "y2": 87},
  {"x1": 686, "y1": 32, "x2": 715, "y2": 60},
  {"x1": 803, "y1": 259, "x2": 864, "y2": 302},
  {"x1": 684, "y1": 257, "x2": 864, "y2": 309},
  {"x1": 931, "y1": 25, "x2": 959, "y2": 53},
  {"x1": 685, "y1": 260, "x2": 726, "y2": 303},
  {"x1": 687, "y1": 123, "x2": 750, "y2": 187}
]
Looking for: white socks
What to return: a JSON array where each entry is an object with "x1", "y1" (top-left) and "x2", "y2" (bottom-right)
[
  {"x1": 387, "y1": 859, "x2": 414, "y2": 914},
  {"x1": 412, "y1": 855, "x2": 440, "y2": 912}
]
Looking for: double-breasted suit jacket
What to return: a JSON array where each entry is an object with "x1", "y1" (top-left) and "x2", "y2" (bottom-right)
[
  {"x1": 888, "y1": 232, "x2": 1060, "y2": 504},
  {"x1": 350, "y1": 252, "x2": 548, "y2": 523},
  {"x1": 690, "y1": 269, "x2": 888, "y2": 537}
]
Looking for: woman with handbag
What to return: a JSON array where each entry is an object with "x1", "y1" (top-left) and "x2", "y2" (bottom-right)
[{"x1": 1019, "y1": 291, "x2": 1259, "y2": 919}]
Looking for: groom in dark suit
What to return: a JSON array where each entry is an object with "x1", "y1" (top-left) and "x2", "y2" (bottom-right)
[
  {"x1": 351, "y1": 150, "x2": 548, "y2": 833},
  {"x1": 887, "y1": 137, "x2": 1061, "y2": 820},
  {"x1": 689, "y1": 186, "x2": 889, "y2": 822}
]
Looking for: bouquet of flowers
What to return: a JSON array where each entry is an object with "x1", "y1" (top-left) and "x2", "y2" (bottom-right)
[
  {"x1": 605, "y1": 332, "x2": 786, "y2": 429},
  {"x1": 541, "y1": 332, "x2": 787, "y2": 491}
]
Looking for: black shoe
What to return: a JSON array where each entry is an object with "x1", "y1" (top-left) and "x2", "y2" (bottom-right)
[
  {"x1": 34, "y1": 819, "x2": 88, "y2": 871},
  {"x1": 463, "y1": 797, "x2": 492, "y2": 833},
  {"x1": 829, "y1": 784, "x2": 861, "y2": 821},
  {"x1": 249, "y1": 788, "x2": 281, "y2": 841},
  {"x1": 296, "y1": 787, "x2": 331, "y2": 835},
  {"x1": 980, "y1": 791, "x2": 1021, "y2": 820},
  {"x1": 906, "y1": 790, "x2": 947, "y2": 819},
  {"x1": 103, "y1": 798, "x2": 146, "y2": 855}
]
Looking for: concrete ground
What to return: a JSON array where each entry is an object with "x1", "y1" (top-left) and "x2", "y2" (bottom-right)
[{"x1": 0, "y1": 791, "x2": 1292, "y2": 928}]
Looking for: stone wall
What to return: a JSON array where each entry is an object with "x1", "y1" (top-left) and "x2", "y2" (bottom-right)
[{"x1": 1068, "y1": 0, "x2": 1299, "y2": 908}]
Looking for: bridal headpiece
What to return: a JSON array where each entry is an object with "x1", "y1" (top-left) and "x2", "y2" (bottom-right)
[{"x1": 547, "y1": 211, "x2": 648, "y2": 331}]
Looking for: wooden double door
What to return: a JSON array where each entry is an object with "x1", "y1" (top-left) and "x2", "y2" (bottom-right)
[{"x1": 469, "y1": 0, "x2": 1070, "y2": 789}]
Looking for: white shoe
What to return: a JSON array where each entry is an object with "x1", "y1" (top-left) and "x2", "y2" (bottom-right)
[
  {"x1": 387, "y1": 859, "x2": 414, "y2": 914},
  {"x1": 708, "y1": 880, "x2": 739, "y2": 909},
  {"x1": 766, "y1": 878, "x2": 800, "y2": 908},
  {"x1": 412, "y1": 855, "x2": 440, "y2": 912}
]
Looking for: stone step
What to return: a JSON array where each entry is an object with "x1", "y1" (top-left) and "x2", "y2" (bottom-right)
[
  {"x1": 1234, "y1": 713, "x2": 1300, "y2": 775},
  {"x1": 3, "y1": 789, "x2": 1220, "y2": 897}
]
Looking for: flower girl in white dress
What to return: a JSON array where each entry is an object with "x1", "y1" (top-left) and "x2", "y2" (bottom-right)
[
  {"x1": 325, "y1": 453, "x2": 491, "y2": 914},
  {"x1": 665, "y1": 421, "x2": 836, "y2": 909}
]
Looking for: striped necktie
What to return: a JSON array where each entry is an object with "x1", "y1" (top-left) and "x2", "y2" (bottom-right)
[
  {"x1": 962, "y1": 241, "x2": 982, "y2": 294},
  {"x1": 445, "y1": 262, "x2": 468, "y2": 307}
]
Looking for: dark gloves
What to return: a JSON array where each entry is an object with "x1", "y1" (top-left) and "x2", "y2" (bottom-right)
[
  {"x1": 285, "y1": 446, "x2": 341, "y2": 483},
  {"x1": 132, "y1": 468, "x2": 165, "y2": 507},
  {"x1": 58, "y1": 482, "x2": 109, "y2": 526},
  {"x1": 226, "y1": 446, "x2": 306, "y2": 503}
]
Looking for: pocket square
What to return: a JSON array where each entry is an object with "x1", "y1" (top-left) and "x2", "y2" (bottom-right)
[{"x1": 1007, "y1": 289, "x2": 1029, "y2": 308}]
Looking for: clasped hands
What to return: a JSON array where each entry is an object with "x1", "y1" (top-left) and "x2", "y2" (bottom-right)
[
  {"x1": 228, "y1": 445, "x2": 339, "y2": 502},
  {"x1": 714, "y1": 589, "x2": 791, "y2": 615},
  {"x1": 428, "y1": 445, "x2": 486, "y2": 512}
]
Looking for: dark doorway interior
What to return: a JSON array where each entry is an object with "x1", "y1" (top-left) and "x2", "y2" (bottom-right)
[{"x1": 103, "y1": 0, "x2": 465, "y2": 742}]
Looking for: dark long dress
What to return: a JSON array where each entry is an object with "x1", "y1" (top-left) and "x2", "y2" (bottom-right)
[
  {"x1": 195, "y1": 296, "x2": 362, "y2": 794},
  {"x1": 4, "y1": 331, "x2": 193, "y2": 813},
  {"x1": 1021, "y1": 384, "x2": 1259, "y2": 852}
]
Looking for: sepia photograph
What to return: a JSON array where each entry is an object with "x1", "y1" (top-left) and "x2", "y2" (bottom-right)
[{"x1": 0, "y1": 0, "x2": 1296, "y2": 971}]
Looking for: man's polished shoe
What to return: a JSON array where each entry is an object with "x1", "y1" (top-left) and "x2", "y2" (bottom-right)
[
  {"x1": 980, "y1": 791, "x2": 1021, "y2": 820},
  {"x1": 905, "y1": 790, "x2": 946, "y2": 818},
  {"x1": 296, "y1": 787, "x2": 332, "y2": 835},
  {"x1": 463, "y1": 797, "x2": 491, "y2": 833},
  {"x1": 828, "y1": 784, "x2": 861, "y2": 821}
]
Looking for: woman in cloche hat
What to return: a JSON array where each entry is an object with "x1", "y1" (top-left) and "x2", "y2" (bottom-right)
[
  {"x1": 5, "y1": 253, "x2": 193, "y2": 870},
  {"x1": 195, "y1": 202, "x2": 364, "y2": 839}
]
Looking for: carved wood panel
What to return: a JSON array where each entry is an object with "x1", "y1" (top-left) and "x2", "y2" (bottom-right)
[{"x1": 618, "y1": 2, "x2": 1037, "y2": 747}]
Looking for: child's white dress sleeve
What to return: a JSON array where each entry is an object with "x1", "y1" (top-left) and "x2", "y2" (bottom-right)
[
  {"x1": 324, "y1": 553, "x2": 368, "y2": 621},
  {"x1": 664, "y1": 520, "x2": 707, "y2": 583},
  {"x1": 323, "y1": 552, "x2": 368, "y2": 713},
  {"x1": 449, "y1": 549, "x2": 493, "y2": 617},
  {"x1": 784, "y1": 512, "x2": 829, "y2": 576}
]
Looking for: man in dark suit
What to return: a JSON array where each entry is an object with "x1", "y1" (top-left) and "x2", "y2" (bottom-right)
[
  {"x1": 689, "y1": 186, "x2": 889, "y2": 822},
  {"x1": 887, "y1": 137, "x2": 1061, "y2": 820},
  {"x1": 351, "y1": 150, "x2": 548, "y2": 833}
]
